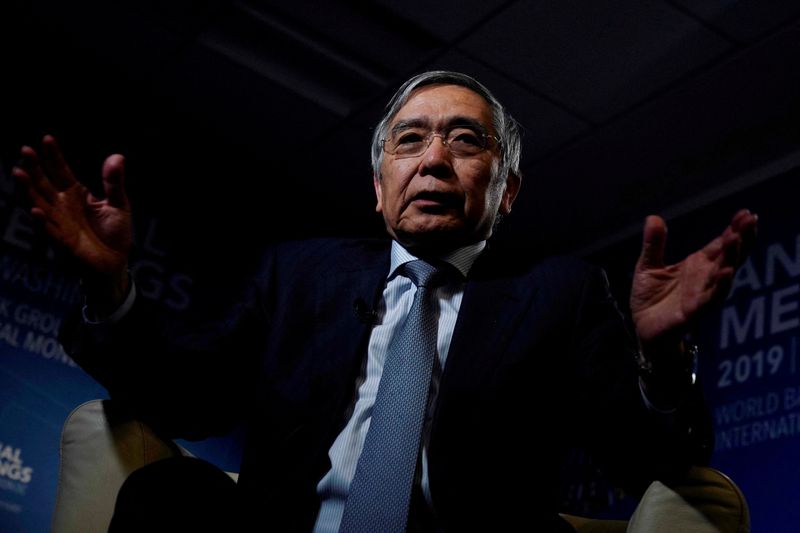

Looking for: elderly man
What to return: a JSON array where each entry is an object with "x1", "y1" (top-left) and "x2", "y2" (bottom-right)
[{"x1": 15, "y1": 70, "x2": 756, "y2": 532}]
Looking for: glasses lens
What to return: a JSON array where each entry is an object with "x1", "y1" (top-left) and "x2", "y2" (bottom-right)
[
  {"x1": 446, "y1": 129, "x2": 485, "y2": 156},
  {"x1": 389, "y1": 129, "x2": 428, "y2": 156},
  {"x1": 384, "y1": 128, "x2": 491, "y2": 158}
]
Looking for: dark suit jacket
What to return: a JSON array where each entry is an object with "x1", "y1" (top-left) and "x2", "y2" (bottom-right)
[{"x1": 61, "y1": 238, "x2": 709, "y2": 532}]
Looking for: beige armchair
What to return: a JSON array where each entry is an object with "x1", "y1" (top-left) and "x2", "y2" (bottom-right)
[{"x1": 52, "y1": 399, "x2": 749, "y2": 533}]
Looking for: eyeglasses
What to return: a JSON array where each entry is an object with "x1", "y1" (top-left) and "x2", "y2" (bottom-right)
[{"x1": 382, "y1": 127, "x2": 500, "y2": 159}]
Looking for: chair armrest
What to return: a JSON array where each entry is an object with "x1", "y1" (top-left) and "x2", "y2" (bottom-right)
[
  {"x1": 561, "y1": 466, "x2": 750, "y2": 533},
  {"x1": 626, "y1": 466, "x2": 750, "y2": 533},
  {"x1": 560, "y1": 514, "x2": 628, "y2": 532}
]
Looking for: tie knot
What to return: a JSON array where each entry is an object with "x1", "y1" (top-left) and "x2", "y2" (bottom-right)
[{"x1": 403, "y1": 259, "x2": 447, "y2": 288}]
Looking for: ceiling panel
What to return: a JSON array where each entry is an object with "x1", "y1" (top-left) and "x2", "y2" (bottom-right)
[
  {"x1": 514, "y1": 20, "x2": 800, "y2": 255},
  {"x1": 246, "y1": 0, "x2": 444, "y2": 82},
  {"x1": 460, "y1": 0, "x2": 733, "y2": 122},
  {"x1": 165, "y1": 41, "x2": 344, "y2": 161},
  {"x1": 671, "y1": 0, "x2": 800, "y2": 43},
  {"x1": 199, "y1": 8, "x2": 368, "y2": 117},
  {"x1": 372, "y1": 0, "x2": 512, "y2": 42},
  {"x1": 424, "y1": 51, "x2": 590, "y2": 162},
  {"x1": 114, "y1": 0, "x2": 229, "y2": 39}
]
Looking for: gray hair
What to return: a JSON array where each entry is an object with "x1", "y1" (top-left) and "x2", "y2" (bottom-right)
[{"x1": 370, "y1": 70, "x2": 522, "y2": 181}]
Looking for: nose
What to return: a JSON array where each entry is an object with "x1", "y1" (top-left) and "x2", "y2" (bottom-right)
[
  {"x1": 419, "y1": 134, "x2": 453, "y2": 178},
  {"x1": 427, "y1": 133, "x2": 448, "y2": 151},
  {"x1": 424, "y1": 133, "x2": 452, "y2": 158}
]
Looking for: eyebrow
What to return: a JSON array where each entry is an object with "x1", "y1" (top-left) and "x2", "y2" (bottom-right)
[{"x1": 389, "y1": 116, "x2": 489, "y2": 137}]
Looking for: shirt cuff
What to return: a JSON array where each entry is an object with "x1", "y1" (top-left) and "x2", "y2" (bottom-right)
[
  {"x1": 81, "y1": 278, "x2": 137, "y2": 325},
  {"x1": 639, "y1": 376, "x2": 679, "y2": 414}
]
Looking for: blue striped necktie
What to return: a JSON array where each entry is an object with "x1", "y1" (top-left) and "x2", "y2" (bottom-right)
[{"x1": 339, "y1": 259, "x2": 445, "y2": 533}]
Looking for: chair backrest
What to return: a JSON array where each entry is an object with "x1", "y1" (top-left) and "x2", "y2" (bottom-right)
[{"x1": 52, "y1": 399, "x2": 184, "y2": 533}]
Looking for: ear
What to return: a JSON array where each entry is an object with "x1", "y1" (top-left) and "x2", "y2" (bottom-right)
[
  {"x1": 373, "y1": 174, "x2": 383, "y2": 213},
  {"x1": 499, "y1": 172, "x2": 521, "y2": 215}
]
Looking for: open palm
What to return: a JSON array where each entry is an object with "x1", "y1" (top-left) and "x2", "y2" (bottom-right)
[
  {"x1": 13, "y1": 135, "x2": 132, "y2": 275},
  {"x1": 631, "y1": 210, "x2": 757, "y2": 347}
]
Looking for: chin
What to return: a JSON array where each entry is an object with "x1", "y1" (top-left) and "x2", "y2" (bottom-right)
[{"x1": 397, "y1": 226, "x2": 475, "y2": 253}]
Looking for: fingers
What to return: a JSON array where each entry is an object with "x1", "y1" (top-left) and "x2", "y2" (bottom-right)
[
  {"x1": 731, "y1": 208, "x2": 757, "y2": 230},
  {"x1": 41, "y1": 135, "x2": 78, "y2": 189},
  {"x1": 637, "y1": 215, "x2": 668, "y2": 269},
  {"x1": 731, "y1": 209, "x2": 758, "y2": 266},
  {"x1": 13, "y1": 145, "x2": 57, "y2": 203},
  {"x1": 719, "y1": 209, "x2": 758, "y2": 268},
  {"x1": 14, "y1": 135, "x2": 129, "y2": 208},
  {"x1": 13, "y1": 134, "x2": 77, "y2": 200},
  {"x1": 102, "y1": 154, "x2": 129, "y2": 209}
]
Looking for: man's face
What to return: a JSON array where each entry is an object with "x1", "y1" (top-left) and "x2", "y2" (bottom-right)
[{"x1": 374, "y1": 84, "x2": 520, "y2": 253}]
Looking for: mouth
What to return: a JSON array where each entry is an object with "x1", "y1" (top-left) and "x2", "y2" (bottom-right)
[{"x1": 409, "y1": 190, "x2": 460, "y2": 211}]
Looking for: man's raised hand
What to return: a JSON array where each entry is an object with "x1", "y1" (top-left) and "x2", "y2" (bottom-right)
[
  {"x1": 630, "y1": 209, "x2": 758, "y2": 348},
  {"x1": 12, "y1": 135, "x2": 133, "y2": 275}
]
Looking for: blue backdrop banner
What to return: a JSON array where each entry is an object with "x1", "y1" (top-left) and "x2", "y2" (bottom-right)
[
  {"x1": 0, "y1": 169, "x2": 243, "y2": 531},
  {"x1": 589, "y1": 165, "x2": 800, "y2": 532}
]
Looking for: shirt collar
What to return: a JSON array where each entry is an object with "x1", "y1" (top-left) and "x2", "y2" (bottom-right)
[{"x1": 389, "y1": 240, "x2": 485, "y2": 280}]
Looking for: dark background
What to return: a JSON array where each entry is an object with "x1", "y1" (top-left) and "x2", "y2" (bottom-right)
[{"x1": 2, "y1": 0, "x2": 798, "y2": 270}]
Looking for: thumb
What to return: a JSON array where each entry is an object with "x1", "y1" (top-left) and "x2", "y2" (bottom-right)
[
  {"x1": 638, "y1": 215, "x2": 667, "y2": 270},
  {"x1": 102, "y1": 154, "x2": 128, "y2": 208}
]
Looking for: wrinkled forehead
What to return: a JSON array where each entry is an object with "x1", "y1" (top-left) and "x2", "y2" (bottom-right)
[{"x1": 390, "y1": 84, "x2": 495, "y2": 133}]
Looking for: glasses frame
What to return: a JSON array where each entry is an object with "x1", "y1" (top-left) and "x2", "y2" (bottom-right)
[{"x1": 381, "y1": 129, "x2": 501, "y2": 159}]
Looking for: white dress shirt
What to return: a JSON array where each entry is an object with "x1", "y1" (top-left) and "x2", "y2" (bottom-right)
[{"x1": 312, "y1": 241, "x2": 484, "y2": 533}]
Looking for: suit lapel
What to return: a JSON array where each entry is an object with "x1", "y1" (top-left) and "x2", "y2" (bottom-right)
[
  {"x1": 308, "y1": 242, "x2": 390, "y2": 443},
  {"x1": 441, "y1": 249, "x2": 540, "y2": 394},
  {"x1": 426, "y1": 248, "x2": 541, "y2": 507}
]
